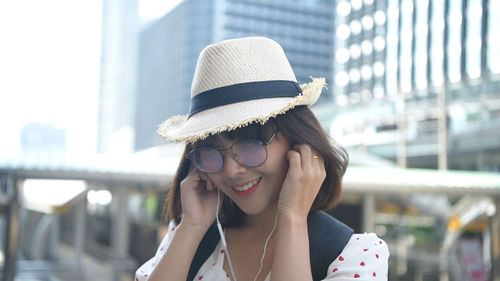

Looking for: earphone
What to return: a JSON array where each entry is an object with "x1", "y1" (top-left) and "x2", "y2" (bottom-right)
[
  {"x1": 216, "y1": 189, "x2": 238, "y2": 280},
  {"x1": 216, "y1": 188, "x2": 278, "y2": 281}
]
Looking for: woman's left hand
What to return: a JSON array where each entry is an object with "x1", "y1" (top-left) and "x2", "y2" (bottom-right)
[{"x1": 278, "y1": 144, "x2": 326, "y2": 220}]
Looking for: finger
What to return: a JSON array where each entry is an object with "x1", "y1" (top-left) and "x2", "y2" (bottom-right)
[
  {"x1": 183, "y1": 166, "x2": 201, "y2": 184},
  {"x1": 182, "y1": 166, "x2": 209, "y2": 192},
  {"x1": 287, "y1": 149, "x2": 302, "y2": 173},
  {"x1": 310, "y1": 152, "x2": 326, "y2": 185},
  {"x1": 308, "y1": 145, "x2": 322, "y2": 165},
  {"x1": 293, "y1": 144, "x2": 312, "y2": 170},
  {"x1": 313, "y1": 155, "x2": 325, "y2": 169},
  {"x1": 312, "y1": 155, "x2": 325, "y2": 177},
  {"x1": 310, "y1": 149, "x2": 322, "y2": 164},
  {"x1": 205, "y1": 179, "x2": 215, "y2": 191}
]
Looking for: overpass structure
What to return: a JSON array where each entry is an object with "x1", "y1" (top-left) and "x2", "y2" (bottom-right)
[{"x1": 1, "y1": 152, "x2": 500, "y2": 280}]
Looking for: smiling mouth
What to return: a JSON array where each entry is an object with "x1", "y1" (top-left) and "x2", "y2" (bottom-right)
[{"x1": 231, "y1": 178, "x2": 261, "y2": 196}]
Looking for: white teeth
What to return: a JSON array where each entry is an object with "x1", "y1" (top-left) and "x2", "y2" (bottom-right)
[{"x1": 233, "y1": 178, "x2": 260, "y2": 191}]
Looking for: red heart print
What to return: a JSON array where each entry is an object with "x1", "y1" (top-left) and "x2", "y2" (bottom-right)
[
  {"x1": 220, "y1": 249, "x2": 225, "y2": 254},
  {"x1": 333, "y1": 268, "x2": 338, "y2": 272},
  {"x1": 198, "y1": 276, "x2": 203, "y2": 280},
  {"x1": 373, "y1": 272, "x2": 377, "y2": 277},
  {"x1": 339, "y1": 256, "x2": 344, "y2": 261},
  {"x1": 376, "y1": 254, "x2": 380, "y2": 259},
  {"x1": 364, "y1": 248, "x2": 368, "y2": 252},
  {"x1": 360, "y1": 261, "x2": 365, "y2": 266},
  {"x1": 354, "y1": 273, "x2": 360, "y2": 278}
]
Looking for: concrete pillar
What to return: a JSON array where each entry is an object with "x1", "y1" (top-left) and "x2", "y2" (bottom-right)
[
  {"x1": 438, "y1": 86, "x2": 448, "y2": 170},
  {"x1": 3, "y1": 175, "x2": 19, "y2": 281},
  {"x1": 74, "y1": 196, "x2": 87, "y2": 269},
  {"x1": 362, "y1": 194, "x2": 376, "y2": 233},
  {"x1": 111, "y1": 187, "x2": 130, "y2": 259},
  {"x1": 111, "y1": 186, "x2": 130, "y2": 281},
  {"x1": 396, "y1": 92, "x2": 407, "y2": 168},
  {"x1": 491, "y1": 199, "x2": 500, "y2": 281}
]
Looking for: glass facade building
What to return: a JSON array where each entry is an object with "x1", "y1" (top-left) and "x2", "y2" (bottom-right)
[
  {"x1": 135, "y1": 0, "x2": 335, "y2": 150},
  {"x1": 97, "y1": 0, "x2": 139, "y2": 154},
  {"x1": 331, "y1": 0, "x2": 500, "y2": 171},
  {"x1": 334, "y1": 0, "x2": 387, "y2": 105},
  {"x1": 334, "y1": 0, "x2": 499, "y2": 103},
  {"x1": 135, "y1": 0, "x2": 215, "y2": 151}
]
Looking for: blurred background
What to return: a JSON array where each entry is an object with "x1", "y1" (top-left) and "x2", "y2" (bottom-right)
[{"x1": 0, "y1": 0, "x2": 499, "y2": 280}]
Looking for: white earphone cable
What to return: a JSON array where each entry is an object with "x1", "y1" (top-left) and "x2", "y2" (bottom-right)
[
  {"x1": 215, "y1": 188, "x2": 279, "y2": 281},
  {"x1": 253, "y1": 210, "x2": 278, "y2": 281},
  {"x1": 216, "y1": 189, "x2": 238, "y2": 281}
]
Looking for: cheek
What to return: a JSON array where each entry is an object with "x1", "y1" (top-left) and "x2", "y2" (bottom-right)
[
  {"x1": 263, "y1": 148, "x2": 289, "y2": 182},
  {"x1": 206, "y1": 174, "x2": 225, "y2": 189}
]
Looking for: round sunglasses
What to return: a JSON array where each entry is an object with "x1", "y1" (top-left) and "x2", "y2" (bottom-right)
[{"x1": 187, "y1": 130, "x2": 279, "y2": 173}]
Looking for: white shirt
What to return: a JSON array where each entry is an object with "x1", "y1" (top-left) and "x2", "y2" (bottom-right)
[{"x1": 136, "y1": 221, "x2": 390, "y2": 281}]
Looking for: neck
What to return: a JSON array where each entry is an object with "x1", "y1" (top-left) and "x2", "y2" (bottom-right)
[{"x1": 242, "y1": 203, "x2": 279, "y2": 235}]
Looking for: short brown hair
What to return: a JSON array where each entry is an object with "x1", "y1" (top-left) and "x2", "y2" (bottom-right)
[{"x1": 164, "y1": 106, "x2": 348, "y2": 226}]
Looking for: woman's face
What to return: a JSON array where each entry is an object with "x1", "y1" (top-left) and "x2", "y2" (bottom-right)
[{"x1": 206, "y1": 131, "x2": 291, "y2": 215}]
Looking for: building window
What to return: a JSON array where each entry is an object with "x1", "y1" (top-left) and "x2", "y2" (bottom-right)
[
  {"x1": 386, "y1": 0, "x2": 399, "y2": 96},
  {"x1": 414, "y1": 0, "x2": 429, "y2": 89},
  {"x1": 447, "y1": 0, "x2": 462, "y2": 83},
  {"x1": 464, "y1": 0, "x2": 482, "y2": 79},
  {"x1": 399, "y1": 0, "x2": 413, "y2": 93},
  {"x1": 488, "y1": 0, "x2": 500, "y2": 73},
  {"x1": 428, "y1": 0, "x2": 444, "y2": 86}
]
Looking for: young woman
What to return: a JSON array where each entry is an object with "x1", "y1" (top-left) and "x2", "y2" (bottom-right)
[{"x1": 136, "y1": 37, "x2": 389, "y2": 281}]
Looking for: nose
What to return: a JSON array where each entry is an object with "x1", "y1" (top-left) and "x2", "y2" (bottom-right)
[{"x1": 220, "y1": 150, "x2": 247, "y2": 176}]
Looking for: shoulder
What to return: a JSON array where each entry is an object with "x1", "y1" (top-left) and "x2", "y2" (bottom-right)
[
  {"x1": 343, "y1": 233, "x2": 389, "y2": 256},
  {"x1": 135, "y1": 220, "x2": 179, "y2": 281},
  {"x1": 324, "y1": 233, "x2": 390, "y2": 280}
]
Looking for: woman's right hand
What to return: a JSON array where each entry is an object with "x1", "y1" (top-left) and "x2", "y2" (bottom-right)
[
  {"x1": 178, "y1": 166, "x2": 219, "y2": 231},
  {"x1": 145, "y1": 167, "x2": 219, "y2": 281}
]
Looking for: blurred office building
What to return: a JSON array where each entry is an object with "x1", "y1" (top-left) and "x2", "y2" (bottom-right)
[
  {"x1": 20, "y1": 123, "x2": 67, "y2": 157},
  {"x1": 325, "y1": 0, "x2": 500, "y2": 278},
  {"x1": 135, "y1": 0, "x2": 335, "y2": 150},
  {"x1": 325, "y1": 0, "x2": 500, "y2": 171},
  {"x1": 97, "y1": 0, "x2": 139, "y2": 154}
]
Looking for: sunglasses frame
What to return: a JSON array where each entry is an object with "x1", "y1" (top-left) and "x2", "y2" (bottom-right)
[{"x1": 187, "y1": 129, "x2": 279, "y2": 173}]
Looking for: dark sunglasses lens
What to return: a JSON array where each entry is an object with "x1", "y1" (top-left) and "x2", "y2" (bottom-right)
[
  {"x1": 192, "y1": 148, "x2": 223, "y2": 173},
  {"x1": 233, "y1": 140, "x2": 267, "y2": 167}
]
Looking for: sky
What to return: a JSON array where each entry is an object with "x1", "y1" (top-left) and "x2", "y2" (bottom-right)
[
  {"x1": 0, "y1": 0, "x2": 181, "y2": 158},
  {"x1": 140, "y1": 0, "x2": 183, "y2": 20}
]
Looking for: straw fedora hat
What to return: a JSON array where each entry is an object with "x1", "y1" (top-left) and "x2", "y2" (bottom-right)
[{"x1": 157, "y1": 36, "x2": 326, "y2": 143}]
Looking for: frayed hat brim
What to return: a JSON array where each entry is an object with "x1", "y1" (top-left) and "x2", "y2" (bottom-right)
[{"x1": 157, "y1": 77, "x2": 325, "y2": 143}]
